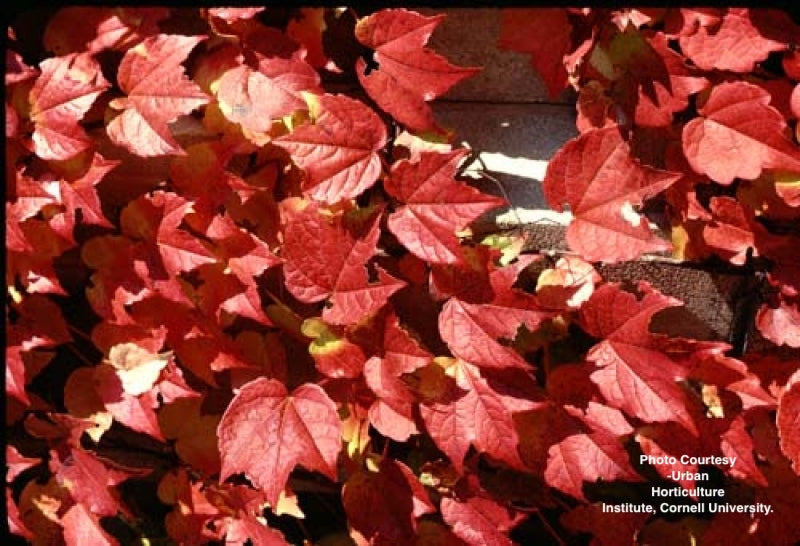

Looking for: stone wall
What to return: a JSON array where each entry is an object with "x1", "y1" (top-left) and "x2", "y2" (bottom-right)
[{"x1": 426, "y1": 8, "x2": 764, "y2": 350}]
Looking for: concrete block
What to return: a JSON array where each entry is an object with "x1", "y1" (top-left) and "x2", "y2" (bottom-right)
[
  {"x1": 418, "y1": 8, "x2": 573, "y2": 104},
  {"x1": 429, "y1": 102, "x2": 755, "y2": 345},
  {"x1": 599, "y1": 262, "x2": 747, "y2": 343}
]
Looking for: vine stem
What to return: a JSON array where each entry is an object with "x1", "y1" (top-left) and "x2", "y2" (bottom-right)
[
  {"x1": 534, "y1": 508, "x2": 567, "y2": 546},
  {"x1": 66, "y1": 323, "x2": 95, "y2": 344},
  {"x1": 64, "y1": 342, "x2": 95, "y2": 367}
]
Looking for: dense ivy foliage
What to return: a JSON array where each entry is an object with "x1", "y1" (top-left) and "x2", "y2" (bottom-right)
[{"x1": 6, "y1": 7, "x2": 800, "y2": 545}]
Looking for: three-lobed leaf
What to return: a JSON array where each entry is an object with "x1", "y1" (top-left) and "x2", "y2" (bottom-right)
[
  {"x1": 217, "y1": 378, "x2": 342, "y2": 506},
  {"x1": 355, "y1": 9, "x2": 480, "y2": 133},
  {"x1": 580, "y1": 283, "x2": 698, "y2": 434},
  {"x1": 439, "y1": 255, "x2": 551, "y2": 370},
  {"x1": 678, "y1": 8, "x2": 791, "y2": 73},
  {"x1": 683, "y1": 81, "x2": 800, "y2": 184},
  {"x1": 274, "y1": 93, "x2": 387, "y2": 203},
  {"x1": 30, "y1": 53, "x2": 110, "y2": 160},
  {"x1": 342, "y1": 458, "x2": 435, "y2": 545},
  {"x1": 216, "y1": 57, "x2": 320, "y2": 134},
  {"x1": 544, "y1": 127, "x2": 681, "y2": 262},
  {"x1": 386, "y1": 150, "x2": 506, "y2": 264},
  {"x1": 282, "y1": 204, "x2": 406, "y2": 325},
  {"x1": 419, "y1": 358, "x2": 541, "y2": 472},
  {"x1": 108, "y1": 34, "x2": 210, "y2": 156}
]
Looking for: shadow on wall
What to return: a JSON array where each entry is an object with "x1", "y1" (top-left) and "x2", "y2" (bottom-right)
[
  {"x1": 418, "y1": 7, "x2": 575, "y2": 104},
  {"x1": 432, "y1": 102, "x2": 577, "y2": 226}
]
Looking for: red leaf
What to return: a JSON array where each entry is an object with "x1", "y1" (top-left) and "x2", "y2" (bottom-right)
[
  {"x1": 6, "y1": 49, "x2": 38, "y2": 85},
  {"x1": 748, "y1": 456, "x2": 800, "y2": 543},
  {"x1": 207, "y1": 8, "x2": 265, "y2": 22},
  {"x1": 153, "y1": 361, "x2": 201, "y2": 405},
  {"x1": 582, "y1": 401, "x2": 635, "y2": 437},
  {"x1": 355, "y1": 9, "x2": 479, "y2": 133},
  {"x1": 702, "y1": 196, "x2": 766, "y2": 265},
  {"x1": 498, "y1": 9, "x2": 572, "y2": 99},
  {"x1": 545, "y1": 430, "x2": 641, "y2": 501},
  {"x1": 535, "y1": 255, "x2": 601, "y2": 310},
  {"x1": 55, "y1": 448, "x2": 125, "y2": 516},
  {"x1": 81, "y1": 236, "x2": 154, "y2": 322},
  {"x1": 285, "y1": 8, "x2": 332, "y2": 70},
  {"x1": 678, "y1": 9, "x2": 790, "y2": 73},
  {"x1": 154, "y1": 192, "x2": 216, "y2": 276},
  {"x1": 381, "y1": 312, "x2": 434, "y2": 376},
  {"x1": 282, "y1": 204, "x2": 405, "y2": 325},
  {"x1": 224, "y1": 514, "x2": 289, "y2": 545},
  {"x1": 775, "y1": 169, "x2": 800, "y2": 208},
  {"x1": 544, "y1": 127, "x2": 681, "y2": 262},
  {"x1": 44, "y1": 7, "x2": 167, "y2": 55},
  {"x1": 6, "y1": 446, "x2": 40, "y2": 482},
  {"x1": 785, "y1": 49, "x2": 800, "y2": 81},
  {"x1": 11, "y1": 170, "x2": 60, "y2": 223},
  {"x1": 124, "y1": 297, "x2": 252, "y2": 386},
  {"x1": 635, "y1": 425, "x2": 700, "y2": 492},
  {"x1": 428, "y1": 245, "x2": 495, "y2": 303},
  {"x1": 419, "y1": 359, "x2": 540, "y2": 472},
  {"x1": 755, "y1": 78, "x2": 798, "y2": 121},
  {"x1": 386, "y1": 150, "x2": 505, "y2": 264},
  {"x1": 7, "y1": 489, "x2": 33, "y2": 541},
  {"x1": 303, "y1": 318, "x2": 368, "y2": 379},
  {"x1": 6, "y1": 347, "x2": 29, "y2": 406},
  {"x1": 62, "y1": 503, "x2": 119, "y2": 546},
  {"x1": 30, "y1": 53, "x2": 110, "y2": 160},
  {"x1": 611, "y1": 9, "x2": 663, "y2": 30},
  {"x1": 217, "y1": 378, "x2": 342, "y2": 506},
  {"x1": 94, "y1": 365, "x2": 165, "y2": 441},
  {"x1": 159, "y1": 470, "x2": 223, "y2": 543},
  {"x1": 216, "y1": 57, "x2": 320, "y2": 133},
  {"x1": 202, "y1": 214, "x2": 281, "y2": 325},
  {"x1": 439, "y1": 256, "x2": 551, "y2": 370},
  {"x1": 342, "y1": 458, "x2": 435, "y2": 545},
  {"x1": 274, "y1": 93, "x2": 386, "y2": 203},
  {"x1": 206, "y1": 213, "x2": 281, "y2": 279},
  {"x1": 762, "y1": 236, "x2": 800, "y2": 298},
  {"x1": 777, "y1": 369, "x2": 800, "y2": 474},
  {"x1": 7, "y1": 216, "x2": 73, "y2": 295},
  {"x1": 365, "y1": 356, "x2": 418, "y2": 441},
  {"x1": 59, "y1": 153, "x2": 119, "y2": 228},
  {"x1": 163, "y1": 408, "x2": 220, "y2": 479},
  {"x1": 664, "y1": 9, "x2": 723, "y2": 38},
  {"x1": 562, "y1": 503, "x2": 650, "y2": 546},
  {"x1": 6, "y1": 101, "x2": 19, "y2": 139},
  {"x1": 365, "y1": 313, "x2": 432, "y2": 440},
  {"x1": 580, "y1": 283, "x2": 697, "y2": 434},
  {"x1": 11, "y1": 293, "x2": 72, "y2": 350},
  {"x1": 683, "y1": 81, "x2": 800, "y2": 184},
  {"x1": 576, "y1": 81, "x2": 617, "y2": 133},
  {"x1": 757, "y1": 302, "x2": 800, "y2": 348},
  {"x1": 792, "y1": 83, "x2": 800, "y2": 117},
  {"x1": 632, "y1": 31, "x2": 709, "y2": 127},
  {"x1": 440, "y1": 495, "x2": 519, "y2": 546},
  {"x1": 108, "y1": 34, "x2": 210, "y2": 156},
  {"x1": 6, "y1": 293, "x2": 71, "y2": 405},
  {"x1": 229, "y1": 22, "x2": 305, "y2": 64},
  {"x1": 689, "y1": 353, "x2": 775, "y2": 410},
  {"x1": 721, "y1": 415, "x2": 768, "y2": 487}
]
